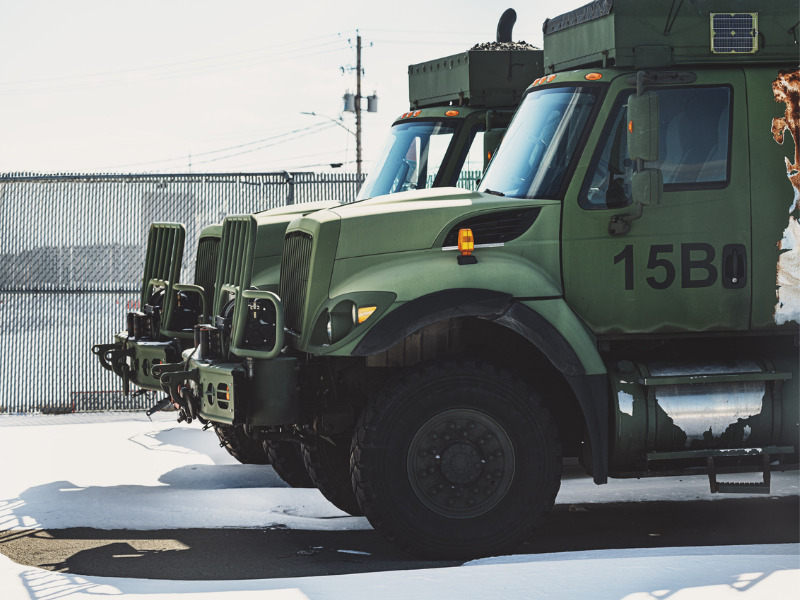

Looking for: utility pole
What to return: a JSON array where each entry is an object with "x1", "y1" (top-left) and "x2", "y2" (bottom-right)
[
  {"x1": 341, "y1": 33, "x2": 376, "y2": 179},
  {"x1": 355, "y1": 33, "x2": 362, "y2": 180}
]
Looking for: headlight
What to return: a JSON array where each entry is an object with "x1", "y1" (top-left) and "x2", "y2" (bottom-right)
[{"x1": 325, "y1": 301, "x2": 358, "y2": 344}]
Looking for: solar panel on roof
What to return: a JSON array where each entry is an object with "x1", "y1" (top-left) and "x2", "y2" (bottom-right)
[{"x1": 710, "y1": 13, "x2": 758, "y2": 54}]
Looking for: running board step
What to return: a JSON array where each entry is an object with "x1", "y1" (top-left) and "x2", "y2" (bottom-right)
[
  {"x1": 646, "y1": 446, "x2": 795, "y2": 494},
  {"x1": 708, "y1": 454, "x2": 772, "y2": 494}
]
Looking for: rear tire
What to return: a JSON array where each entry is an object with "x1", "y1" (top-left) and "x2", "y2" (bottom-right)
[
  {"x1": 265, "y1": 441, "x2": 314, "y2": 488},
  {"x1": 213, "y1": 424, "x2": 270, "y2": 465},
  {"x1": 302, "y1": 436, "x2": 363, "y2": 516},
  {"x1": 351, "y1": 359, "x2": 562, "y2": 559}
]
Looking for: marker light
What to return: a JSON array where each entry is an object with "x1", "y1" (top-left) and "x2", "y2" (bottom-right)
[
  {"x1": 456, "y1": 228, "x2": 478, "y2": 265},
  {"x1": 413, "y1": 110, "x2": 421, "y2": 116},
  {"x1": 585, "y1": 72, "x2": 603, "y2": 81},
  {"x1": 357, "y1": 306, "x2": 377, "y2": 323},
  {"x1": 547, "y1": 74, "x2": 557, "y2": 82},
  {"x1": 445, "y1": 110, "x2": 460, "y2": 117},
  {"x1": 458, "y1": 228, "x2": 475, "y2": 256},
  {"x1": 628, "y1": 120, "x2": 634, "y2": 133}
]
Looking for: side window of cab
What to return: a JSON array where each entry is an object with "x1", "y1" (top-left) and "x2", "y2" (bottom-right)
[{"x1": 580, "y1": 86, "x2": 732, "y2": 209}]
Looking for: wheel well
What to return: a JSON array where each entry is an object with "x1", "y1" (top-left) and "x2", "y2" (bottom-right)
[{"x1": 363, "y1": 317, "x2": 587, "y2": 457}]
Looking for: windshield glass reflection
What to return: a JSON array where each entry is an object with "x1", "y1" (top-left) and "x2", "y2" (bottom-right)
[
  {"x1": 479, "y1": 86, "x2": 601, "y2": 199},
  {"x1": 357, "y1": 120, "x2": 457, "y2": 200}
]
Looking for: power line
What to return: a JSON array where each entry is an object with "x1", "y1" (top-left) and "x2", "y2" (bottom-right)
[
  {"x1": 190, "y1": 123, "x2": 338, "y2": 166},
  {"x1": 0, "y1": 37, "x2": 354, "y2": 95},
  {"x1": 94, "y1": 122, "x2": 338, "y2": 171},
  {"x1": 0, "y1": 33, "x2": 350, "y2": 87}
]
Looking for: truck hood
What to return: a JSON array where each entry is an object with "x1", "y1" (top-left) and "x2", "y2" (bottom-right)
[
  {"x1": 253, "y1": 200, "x2": 341, "y2": 258},
  {"x1": 330, "y1": 187, "x2": 547, "y2": 259}
]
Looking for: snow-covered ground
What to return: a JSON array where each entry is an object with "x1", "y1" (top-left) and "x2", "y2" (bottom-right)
[{"x1": 0, "y1": 411, "x2": 797, "y2": 599}]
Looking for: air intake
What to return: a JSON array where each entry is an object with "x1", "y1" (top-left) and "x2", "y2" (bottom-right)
[{"x1": 443, "y1": 208, "x2": 540, "y2": 247}]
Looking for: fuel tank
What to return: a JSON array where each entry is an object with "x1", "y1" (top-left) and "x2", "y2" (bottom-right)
[{"x1": 608, "y1": 357, "x2": 798, "y2": 471}]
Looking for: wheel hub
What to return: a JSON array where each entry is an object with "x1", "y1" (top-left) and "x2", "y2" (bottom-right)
[
  {"x1": 407, "y1": 408, "x2": 515, "y2": 518},
  {"x1": 439, "y1": 441, "x2": 483, "y2": 484}
]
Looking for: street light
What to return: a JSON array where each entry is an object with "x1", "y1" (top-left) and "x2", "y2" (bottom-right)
[
  {"x1": 300, "y1": 111, "x2": 355, "y2": 136},
  {"x1": 300, "y1": 111, "x2": 358, "y2": 171}
]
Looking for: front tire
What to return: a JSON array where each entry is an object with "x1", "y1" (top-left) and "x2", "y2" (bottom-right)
[
  {"x1": 351, "y1": 360, "x2": 562, "y2": 559},
  {"x1": 265, "y1": 441, "x2": 314, "y2": 488},
  {"x1": 302, "y1": 436, "x2": 363, "y2": 516}
]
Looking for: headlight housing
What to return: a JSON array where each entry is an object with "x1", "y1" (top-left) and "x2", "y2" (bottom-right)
[
  {"x1": 309, "y1": 292, "x2": 395, "y2": 349},
  {"x1": 326, "y1": 301, "x2": 358, "y2": 344}
]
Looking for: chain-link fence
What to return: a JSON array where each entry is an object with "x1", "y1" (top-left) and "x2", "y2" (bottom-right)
[{"x1": 0, "y1": 172, "x2": 364, "y2": 413}]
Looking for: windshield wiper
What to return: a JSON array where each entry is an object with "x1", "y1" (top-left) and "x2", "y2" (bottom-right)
[{"x1": 483, "y1": 189, "x2": 505, "y2": 196}]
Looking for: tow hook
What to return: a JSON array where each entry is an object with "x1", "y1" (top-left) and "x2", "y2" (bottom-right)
[
  {"x1": 158, "y1": 368, "x2": 200, "y2": 422},
  {"x1": 92, "y1": 343, "x2": 135, "y2": 394},
  {"x1": 145, "y1": 396, "x2": 174, "y2": 419}
]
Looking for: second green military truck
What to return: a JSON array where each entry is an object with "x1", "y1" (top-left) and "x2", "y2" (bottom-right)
[{"x1": 94, "y1": 19, "x2": 543, "y2": 480}]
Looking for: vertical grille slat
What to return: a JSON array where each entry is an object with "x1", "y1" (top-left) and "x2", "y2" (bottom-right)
[
  {"x1": 280, "y1": 231, "x2": 313, "y2": 335},
  {"x1": 213, "y1": 215, "x2": 255, "y2": 316},
  {"x1": 140, "y1": 223, "x2": 185, "y2": 304},
  {"x1": 193, "y1": 236, "x2": 220, "y2": 302}
]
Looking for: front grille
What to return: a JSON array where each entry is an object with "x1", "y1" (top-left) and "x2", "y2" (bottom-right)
[
  {"x1": 213, "y1": 216, "x2": 255, "y2": 315},
  {"x1": 141, "y1": 223, "x2": 185, "y2": 303},
  {"x1": 194, "y1": 236, "x2": 220, "y2": 301},
  {"x1": 280, "y1": 231, "x2": 313, "y2": 335}
]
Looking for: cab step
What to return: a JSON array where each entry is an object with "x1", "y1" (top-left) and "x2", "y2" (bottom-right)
[{"x1": 646, "y1": 446, "x2": 795, "y2": 494}]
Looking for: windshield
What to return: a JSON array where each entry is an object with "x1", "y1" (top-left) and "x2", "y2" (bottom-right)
[
  {"x1": 479, "y1": 86, "x2": 601, "y2": 199},
  {"x1": 357, "y1": 120, "x2": 457, "y2": 200}
]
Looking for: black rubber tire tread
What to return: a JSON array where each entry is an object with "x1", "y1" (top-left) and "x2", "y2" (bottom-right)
[
  {"x1": 213, "y1": 424, "x2": 270, "y2": 465},
  {"x1": 302, "y1": 437, "x2": 364, "y2": 516},
  {"x1": 265, "y1": 441, "x2": 315, "y2": 488},
  {"x1": 351, "y1": 359, "x2": 562, "y2": 559}
]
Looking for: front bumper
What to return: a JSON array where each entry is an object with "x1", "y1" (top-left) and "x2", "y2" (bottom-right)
[
  {"x1": 158, "y1": 354, "x2": 299, "y2": 426},
  {"x1": 93, "y1": 332, "x2": 183, "y2": 394}
]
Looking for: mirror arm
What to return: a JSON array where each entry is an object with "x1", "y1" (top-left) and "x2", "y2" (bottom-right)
[{"x1": 608, "y1": 202, "x2": 644, "y2": 236}]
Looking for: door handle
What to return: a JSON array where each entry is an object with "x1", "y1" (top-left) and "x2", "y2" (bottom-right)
[{"x1": 722, "y1": 244, "x2": 747, "y2": 289}]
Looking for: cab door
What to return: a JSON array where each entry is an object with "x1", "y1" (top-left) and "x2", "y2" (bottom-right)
[{"x1": 561, "y1": 70, "x2": 751, "y2": 335}]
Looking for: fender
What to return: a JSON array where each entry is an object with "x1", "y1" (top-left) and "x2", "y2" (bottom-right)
[{"x1": 353, "y1": 289, "x2": 609, "y2": 483}]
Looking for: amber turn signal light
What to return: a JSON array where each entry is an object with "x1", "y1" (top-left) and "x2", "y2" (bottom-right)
[
  {"x1": 457, "y1": 228, "x2": 478, "y2": 265},
  {"x1": 357, "y1": 306, "x2": 377, "y2": 323},
  {"x1": 458, "y1": 228, "x2": 474, "y2": 255}
]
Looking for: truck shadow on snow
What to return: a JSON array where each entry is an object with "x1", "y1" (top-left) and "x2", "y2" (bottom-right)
[
  {"x1": 7, "y1": 541, "x2": 798, "y2": 600},
  {"x1": 0, "y1": 494, "x2": 797, "y2": 583}
]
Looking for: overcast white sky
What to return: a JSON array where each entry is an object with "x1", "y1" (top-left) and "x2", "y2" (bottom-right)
[{"x1": 0, "y1": 0, "x2": 588, "y2": 175}]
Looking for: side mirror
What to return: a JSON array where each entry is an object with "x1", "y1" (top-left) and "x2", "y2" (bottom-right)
[
  {"x1": 627, "y1": 92, "x2": 659, "y2": 162},
  {"x1": 631, "y1": 168, "x2": 663, "y2": 207},
  {"x1": 610, "y1": 89, "x2": 663, "y2": 236}
]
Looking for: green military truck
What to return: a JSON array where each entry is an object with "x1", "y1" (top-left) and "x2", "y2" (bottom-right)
[
  {"x1": 109, "y1": 0, "x2": 799, "y2": 558},
  {"x1": 93, "y1": 23, "x2": 543, "y2": 476}
]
